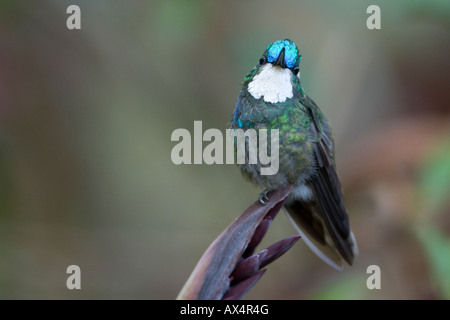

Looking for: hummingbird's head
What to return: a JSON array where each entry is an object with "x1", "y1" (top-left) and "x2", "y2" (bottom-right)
[
  {"x1": 246, "y1": 39, "x2": 302, "y2": 103},
  {"x1": 260, "y1": 39, "x2": 301, "y2": 74}
]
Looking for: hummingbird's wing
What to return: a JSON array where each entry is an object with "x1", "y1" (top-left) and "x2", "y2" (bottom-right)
[{"x1": 284, "y1": 97, "x2": 357, "y2": 270}]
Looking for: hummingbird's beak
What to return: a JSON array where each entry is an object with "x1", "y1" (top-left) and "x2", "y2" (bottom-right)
[{"x1": 273, "y1": 47, "x2": 286, "y2": 68}]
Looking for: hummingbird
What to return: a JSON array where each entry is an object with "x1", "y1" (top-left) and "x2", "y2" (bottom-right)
[{"x1": 230, "y1": 39, "x2": 358, "y2": 270}]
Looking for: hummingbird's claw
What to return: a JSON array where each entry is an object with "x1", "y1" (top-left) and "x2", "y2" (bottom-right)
[{"x1": 258, "y1": 189, "x2": 270, "y2": 205}]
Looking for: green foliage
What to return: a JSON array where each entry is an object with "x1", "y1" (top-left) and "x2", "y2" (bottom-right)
[
  {"x1": 310, "y1": 274, "x2": 369, "y2": 300},
  {"x1": 417, "y1": 138, "x2": 450, "y2": 215},
  {"x1": 416, "y1": 226, "x2": 450, "y2": 299},
  {"x1": 415, "y1": 136, "x2": 450, "y2": 298}
]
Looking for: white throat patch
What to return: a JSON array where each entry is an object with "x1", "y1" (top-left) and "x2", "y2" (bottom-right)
[{"x1": 248, "y1": 63, "x2": 293, "y2": 103}]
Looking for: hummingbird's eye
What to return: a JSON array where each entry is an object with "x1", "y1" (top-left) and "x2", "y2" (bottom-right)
[
  {"x1": 259, "y1": 56, "x2": 266, "y2": 65},
  {"x1": 293, "y1": 67, "x2": 299, "y2": 75}
]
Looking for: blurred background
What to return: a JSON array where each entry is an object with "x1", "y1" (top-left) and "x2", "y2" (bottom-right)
[{"x1": 0, "y1": 0, "x2": 449, "y2": 299}]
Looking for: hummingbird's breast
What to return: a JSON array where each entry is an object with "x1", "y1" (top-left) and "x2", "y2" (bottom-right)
[{"x1": 231, "y1": 92, "x2": 317, "y2": 190}]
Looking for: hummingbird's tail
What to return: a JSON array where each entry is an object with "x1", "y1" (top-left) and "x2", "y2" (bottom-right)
[{"x1": 284, "y1": 182, "x2": 358, "y2": 270}]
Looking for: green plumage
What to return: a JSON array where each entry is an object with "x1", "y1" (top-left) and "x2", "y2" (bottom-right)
[{"x1": 232, "y1": 69, "x2": 331, "y2": 187}]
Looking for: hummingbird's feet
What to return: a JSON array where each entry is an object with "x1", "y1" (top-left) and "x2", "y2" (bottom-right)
[{"x1": 258, "y1": 189, "x2": 270, "y2": 205}]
